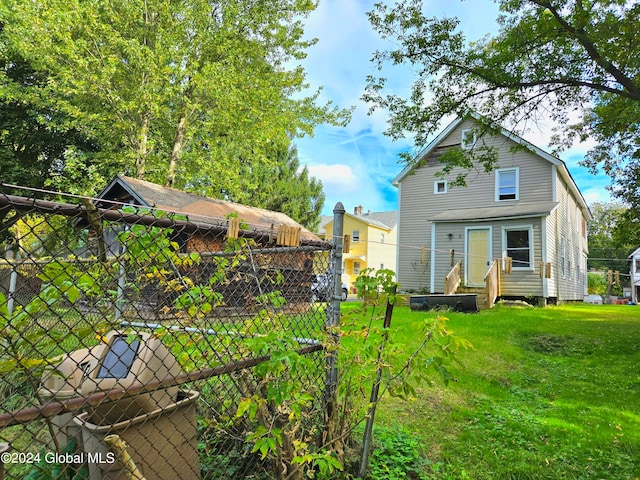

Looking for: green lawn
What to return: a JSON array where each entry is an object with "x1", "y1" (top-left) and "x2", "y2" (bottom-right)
[{"x1": 363, "y1": 302, "x2": 640, "y2": 480}]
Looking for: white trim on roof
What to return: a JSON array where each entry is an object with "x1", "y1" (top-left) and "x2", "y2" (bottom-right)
[
  {"x1": 390, "y1": 112, "x2": 592, "y2": 221},
  {"x1": 391, "y1": 117, "x2": 465, "y2": 186}
]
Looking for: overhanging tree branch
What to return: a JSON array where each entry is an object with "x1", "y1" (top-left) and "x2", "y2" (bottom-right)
[{"x1": 530, "y1": 0, "x2": 640, "y2": 99}]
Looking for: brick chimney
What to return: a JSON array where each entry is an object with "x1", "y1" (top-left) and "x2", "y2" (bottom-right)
[{"x1": 354, "y1": 205, "x2": 363, "y2": 216}]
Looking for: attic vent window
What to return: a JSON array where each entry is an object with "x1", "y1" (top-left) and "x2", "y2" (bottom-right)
[
  {"x1": 434, "y1": 180, "x2": 448, "y2": 194},
  {"x1": 461, "y1": 129, "x2": 476, "y2": 149}
]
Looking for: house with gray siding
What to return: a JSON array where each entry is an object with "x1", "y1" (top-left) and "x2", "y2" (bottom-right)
[{"x1": 392, "y1": 113, "x2": 591, "y2": 304}]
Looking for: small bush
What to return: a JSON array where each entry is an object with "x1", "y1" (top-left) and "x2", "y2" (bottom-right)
[
  {"x1": 366, "y1": 426, "x2": 429, "y2": 479},
  {"x1": 588, "y1": 272, "x2": 607, "y2": 295}
]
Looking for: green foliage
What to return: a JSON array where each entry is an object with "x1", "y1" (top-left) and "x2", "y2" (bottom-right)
[
  {"x1": 0, "y1": 44, "x2": 99, "y2": 194},
  {"x1": 334, "y1": 269, "x2": 471, "y2": 477},
  {"x1": 371, "y1": 303, "x2": 640, "y2": 479},
  {"x1": 232, "y1": 290, "x2": 342, "y2": 479},
  {"x1": 364, "y1": 0, "x2": 640, "y2": 207},
  {"x1": 227, "y1": 143, "x2": 325, "y2": 231},
  {"x1": 587, "y1": 201, "x2": 634, "y2": 272},
  {"x1": 366, "y1": 426, "x2": 430, "y2": 480},
  {"x1": 2, "y1": 215, "x2": 88, "y2": 258},
  {"x1": 229, "y1": 268, "x2": 466, "y2": 479},
  {"x1": 0, "y1": 260, "x2": 109, "y2": 375},
  {"x1": 24, "y1": 439, "x2": 88, "y2": 480},
  {"x1": 587, "y1": 271, "x2": 607, "y2": 295},
  {"x1": 1, "y1": 0, "x2": 348, "y2": 198}
]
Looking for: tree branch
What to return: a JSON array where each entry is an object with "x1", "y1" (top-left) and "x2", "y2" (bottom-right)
[{"x1": 529, "y1": 0, "x2": 640, "y2": 99}]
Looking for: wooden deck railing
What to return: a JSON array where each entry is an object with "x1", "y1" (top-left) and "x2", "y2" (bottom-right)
[
  {"x1": 444, "y1": 260, "x2": 462, "y2": 295},
  {"x1": 484, "y1": 260, "x2": 501, "y2": 309}
]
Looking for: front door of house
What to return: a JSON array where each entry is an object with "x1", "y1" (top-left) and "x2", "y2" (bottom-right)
[{"x1": 467, "y1": 227, "x2": 491, "y2": 287}]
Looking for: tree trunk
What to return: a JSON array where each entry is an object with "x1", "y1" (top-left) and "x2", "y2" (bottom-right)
[
  {"x1": 166, "y1": 110, "x2": 188, "y2": 188},
  {"x1": 134, "y1": 114, "x2": 151, "y2": 179}
]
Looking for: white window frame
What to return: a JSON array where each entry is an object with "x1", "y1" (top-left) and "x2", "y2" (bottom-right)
[
  {"x1": 502, "y1": 225, "x2": 534, "y2": 271},
  {"x1": 576, "y1": 206, "x2": 581, "y2": 233},
  {"x1": 495, "y1": 167, "x2": 519, "y2": 202},
  {"x1": 353, "y1": 261, "x2": 361, "y2": 275},
  {"x1": 560, "y1": 236, "x2": 566, "y2": 279},
  {"x1": 567, "y1": 239, "x2": 572, "y2": 279},
  {"x1": 461, "y1": 128, "x2": 476, "y2": 150},
  {"x1": 352, "y1": 230, "x2": 360, "y2": 242},
  {"x1": 434, "y1": 180, "x2": 448, "y2": 194}
]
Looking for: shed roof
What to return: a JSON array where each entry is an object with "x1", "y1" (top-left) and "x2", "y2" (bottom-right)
[{"x1": 96, "y1": 175, "x2": 321, "y2": 242}]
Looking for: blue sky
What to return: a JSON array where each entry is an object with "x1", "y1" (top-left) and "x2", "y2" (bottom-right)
[{"x1": 293, "y1": 0, "x2": 611, "y2": 215}]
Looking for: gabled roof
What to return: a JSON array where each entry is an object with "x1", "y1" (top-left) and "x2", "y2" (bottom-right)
[
  {"x1": 319, "y1": 210, "x2": 398, "y2": 233},
  {"x1": 359, "y1": 210, "x2": 398, "y2": 230},
  {"x1": 391, "y1": 112, "x2": 592, "y2": 220},
  {"x1": 96, "y1": 175, "x2": 320, "y2": 242},
  {"x1": 627, "y1": 247, "x2": 640, "y2": 259}
]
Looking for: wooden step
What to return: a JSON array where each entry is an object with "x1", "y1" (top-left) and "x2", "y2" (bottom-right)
[{"x1": 454, "y1": 286, "x2": 492, "y2": 309}]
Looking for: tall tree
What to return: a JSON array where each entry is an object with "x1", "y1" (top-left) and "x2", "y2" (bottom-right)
[
  {"x1": 1, "y1": 0, "x2": 346, "y2": 193},
  {"x1": 587, "y1": 202, "x2": 633, "y2": 272},
  {"x1": 235, "y1": 144, "x2": 325, "y2": 231},
  {"x1": 0, "y1": 29, "x2": 100, "y2": 194},
  {"x1": 186, "y1": 143, "x2": 325, "y2": 230},
  {"x1": 364, "y1": 0, "x2": 640, "y2": 202}
]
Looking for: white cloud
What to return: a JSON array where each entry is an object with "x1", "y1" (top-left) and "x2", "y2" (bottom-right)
[
  {"x1": 306, "y1": 164, "x2": 358, "y2": 194},
  {"x1": 295, "y1": 0, "x2": 613, "y2": 213},
  {"x1": 582, "y1": 188, "x2": 612, "y2": 206}
]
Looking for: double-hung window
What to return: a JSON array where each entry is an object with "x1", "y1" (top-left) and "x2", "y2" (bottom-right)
[
  {"x1": 560, "y1": 237, "x2": 566, "y2": 278},
  {"x1": 352, "y1": 230, "x2": 360, "y2": 242},
  {"x1": 503, "y1": 226, "x2": 533, "y2": 270},
  {"x1": 353, "y1": 261, "x2": 361, "y2": 275},
  {"x1": 496, "y1": 168, "x2": 519, "y2": 201}
]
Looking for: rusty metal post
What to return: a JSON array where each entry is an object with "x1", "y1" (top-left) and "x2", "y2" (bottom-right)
[{"x1": 325, "y1": 203, "x2": 344, "y2": 426}]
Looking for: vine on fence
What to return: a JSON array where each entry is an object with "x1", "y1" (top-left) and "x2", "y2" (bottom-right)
[{"x1": 233, "y1": 268, "x2": 472, "y2": 478}]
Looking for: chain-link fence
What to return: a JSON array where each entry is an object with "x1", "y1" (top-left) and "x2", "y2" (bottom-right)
[{"x1": 0, "y1": 191, "x2": 337, "y2": 479}]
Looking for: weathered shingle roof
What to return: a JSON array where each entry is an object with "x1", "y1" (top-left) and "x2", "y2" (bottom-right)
[
  {"x1": 359, "y1": 210, "x2": 397, "y2": 229},
  {"x1": 97, "y1": 175, "x2": 321, "y2": 242}
]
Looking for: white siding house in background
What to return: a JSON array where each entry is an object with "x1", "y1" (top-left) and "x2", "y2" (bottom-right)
[
  {"x1": 628, "y1": 248, "x2": 640, "y2": 304},
  {"x1": 392, "y1": 113, "x2": 592, "y2": 304}
]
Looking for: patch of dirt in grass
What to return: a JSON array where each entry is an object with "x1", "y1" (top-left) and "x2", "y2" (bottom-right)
[
  {"x1": 523, "y1": 334, "x2": 602, "y2": 356},
  {"x1": 525, "y1": 334, "x2": 571, "y2": 354}
]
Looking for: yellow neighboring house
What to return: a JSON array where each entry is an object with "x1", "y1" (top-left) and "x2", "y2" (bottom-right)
[{"x1": 320, "y1": 206, "x2": 398, "y2": 291}]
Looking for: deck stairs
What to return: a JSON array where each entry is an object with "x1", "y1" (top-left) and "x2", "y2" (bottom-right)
[{"x1": 456, "y1": 285, "x2": 490, "y2": 310}]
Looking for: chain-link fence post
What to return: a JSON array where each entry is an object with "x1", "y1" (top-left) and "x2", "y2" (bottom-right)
[{"x1": 324, "y1": 202, "x2": 344, "y2": 432}]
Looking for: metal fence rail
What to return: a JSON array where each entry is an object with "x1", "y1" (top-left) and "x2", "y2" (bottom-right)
[{"x1": 0, "y1": 192, "x2": 335, "y2": 479}]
